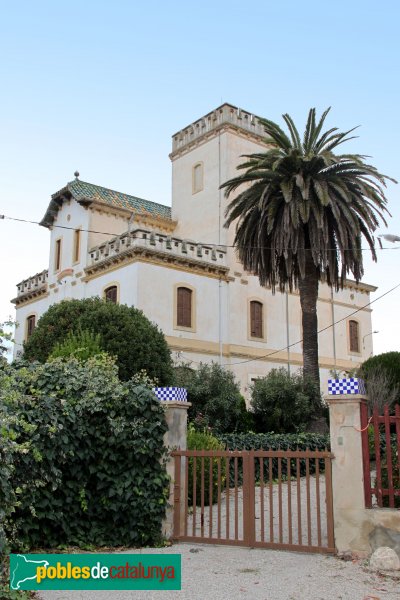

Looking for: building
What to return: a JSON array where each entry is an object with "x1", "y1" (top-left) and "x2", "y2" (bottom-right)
[{"x1": 12, "y1": 103, "x2": 376, "y2": 394}]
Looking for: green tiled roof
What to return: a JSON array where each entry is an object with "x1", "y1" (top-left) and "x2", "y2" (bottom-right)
[
  {"x1": 66, "y1": 180, "x2": 172, "y2": 219},
  {"x1": 41, "y1": 178, "x2": 172, "y2": 227}
]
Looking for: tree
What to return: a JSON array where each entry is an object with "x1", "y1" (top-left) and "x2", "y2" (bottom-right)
[
  {"x1": 173, "y1": 361, "x2": 251, "y2": 433},
  {"x1": 250, "y1": 368, "x2": 324, "y2": 433},
  {"x1": 0, "y1": 319, "x2": 13, "y2": 364},
  {"x1": 359, "y1": 351, "x2": 400, "y2": 412},
  {"x1": 223, "y1": 108, "x2": 395, "y2": 386},
  {"x1": 23, "y1": 298, "x2": 173, "y2": 384}
]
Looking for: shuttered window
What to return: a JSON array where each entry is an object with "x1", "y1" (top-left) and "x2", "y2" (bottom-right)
[
  {"x1": 250, "y1": 301, "x2": 263, "y2": 338},
  {"x1": 349, "y1": 320, "x2": 360, "y2": 353},
  {"x1": 55, "y1": 239, "x2": 62, "y2": 271},
  {"x1": 177, "y1": 287, "x2": 192, "y2": 328},
  {"x1": 26, "y1": 315, "x2": 36, "y2": 339},
  {"x1": 73, "y1": 229, "x2": 81, "y2": 263},
  {"x1": 105, "y1": 285, "x2": 118, "y2": 303}
]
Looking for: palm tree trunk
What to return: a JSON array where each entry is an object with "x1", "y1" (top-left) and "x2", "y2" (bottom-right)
[{"x1": 298, "y1": 253, "x2": 320, "y2": 388}]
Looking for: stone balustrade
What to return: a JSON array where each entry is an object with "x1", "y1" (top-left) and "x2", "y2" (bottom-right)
[
  {"x1": 88, "y1": 228, "x2": 227, "y2": 267},
  {"x1": 172, "y1": 103, "x2": 268, "y2": 152},
  {"x1": 16, "y1": 270, "x2": 48, "y2": 297}
]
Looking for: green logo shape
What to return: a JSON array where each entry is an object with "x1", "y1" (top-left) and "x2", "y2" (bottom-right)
[{"x1": 10, "y1": 553, "x2": 181, "y2": 590}]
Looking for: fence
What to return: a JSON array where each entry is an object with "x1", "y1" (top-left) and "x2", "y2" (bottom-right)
[
  {"x1": 361, "y1": 403, "x2": 400, "y2": 508},
  {"x1": 172, "y1": 449, "x2": 335, "y2": 553}
]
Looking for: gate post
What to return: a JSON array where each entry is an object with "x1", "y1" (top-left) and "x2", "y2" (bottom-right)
[
  {"x1": 161, "y1": 401, "x2": 191, "y2": 540},
  {"x1": 326, "y1": 393, "x2": 368, "y2": 554}
]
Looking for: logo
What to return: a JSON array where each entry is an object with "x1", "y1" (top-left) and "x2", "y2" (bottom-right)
[{"x1": 10, "y1": 554, "x2": 181, "y2": 591}]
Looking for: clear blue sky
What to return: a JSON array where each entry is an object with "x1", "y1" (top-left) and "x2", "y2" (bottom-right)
[{"x1": 1, "y1": 0, "x2": 399, "y2": 357}]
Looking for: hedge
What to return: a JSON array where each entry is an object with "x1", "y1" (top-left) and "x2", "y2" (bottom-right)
[
  {"x1": 217, "y1": 432, "x2": 330, "y2": 485},
  {"x1": 0, "y1": 356, "x2": 169, "y2": 550}
]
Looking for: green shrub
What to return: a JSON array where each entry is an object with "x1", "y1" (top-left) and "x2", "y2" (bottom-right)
[
  {"x1": 218, "y1": 431, "x2": 330, "y2": 484},
  {"x1": 0, "y1": 356, "x2": 169, "y2": 549},
  {"x1": 250, "y1": 368, "x2": 324, "y2": 433},
  {"x1": 49, "y1": 327, "x2": 103, "y2": 361},
  {"x1": 187, "y1": 426, "x2": 226, "y2": 505},
  {"x1": 358, "y1": 354, "x2": 400, "y2": 413},
  {"x1": 22, "y1": 298, "x2": 173, "y2": 384},
  {"x1": 174, "y1": 362, "x2": 251, "y2": 433}
]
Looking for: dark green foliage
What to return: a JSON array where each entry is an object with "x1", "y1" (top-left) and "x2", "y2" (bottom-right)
[
  {"x1": 49, "y1": 327, "x2": 103, "y2": 361},
  {"x1": 22, "y1": 298, "x2": 173, "y2": 384},
  {"x1": 218, "y1": 431, "x2": 330, "y2": 485},
  {"x1": 0, "y1": 356, "x2": 169, "y2": 550},
  {"x1": 223, "y1": 108, "x2": 395, "y2": 385},
  {"x1": 360, "y1": 352, "x2": 400, "y2": 408},
  {"x1": 173, "y1": 362, "x2": 251, "y2": 434},
  {"x1": 187, "y1": 426, "x2": 226, "y2": 505},
  {"x1": 250, "y1": 368, "x2": 324, "y2": 433}
]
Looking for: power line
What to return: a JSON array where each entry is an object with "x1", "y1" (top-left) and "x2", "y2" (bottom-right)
[
  {"x1": 177, "y1": 280, "x2": 400, "y2": 367},
  {"x1": 1, "y1": 213, "x2": 400, "y2": 252}
]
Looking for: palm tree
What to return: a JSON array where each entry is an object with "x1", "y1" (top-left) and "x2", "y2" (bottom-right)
[{"x1": 222, "y1": 108, "x2": 396, "y2": 387}]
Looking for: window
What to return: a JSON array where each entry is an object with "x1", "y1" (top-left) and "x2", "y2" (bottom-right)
[
  {"x1": 104, "y1": 285, "x2": 118, "y2": 303},
  {"x1": 73, "y1": 229, "x2": 81, "y2": 263},
  {"x1": 349, "y1": 320, "x2": 360, "y2": 353},
  {"x1": 192, "y1": 162, "x2": 203, "y2": 194},
  {"x1": 177, "y1": 287, "x2": 192, "y2": 328},
  {"x1": 250, "y1": 300, "x2": 263, "y2": 338},
  {"x1": 55, "y1": 239, "x2": 62, "y2": 272},
  {"x1": 26, "y1": 315, "x2": 36, "y2": 339}
]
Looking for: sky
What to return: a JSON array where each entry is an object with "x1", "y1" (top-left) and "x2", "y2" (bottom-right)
[{"x1": 0, "y1": 0, "x2": 399, "y2": 357}]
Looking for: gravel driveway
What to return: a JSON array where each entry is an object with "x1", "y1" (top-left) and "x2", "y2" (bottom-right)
[{"x1": 37, "y1": 543, "x2": 400, "y2": 600}]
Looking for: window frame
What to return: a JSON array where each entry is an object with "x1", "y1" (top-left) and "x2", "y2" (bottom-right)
[
  {"x1": 73, "y1": 228, "x2": 81, "y2": 264},
  {"x1": 25, "y1": 314, "x2": 36, "y2": 340},
  {"x1": 174, "y1": 284, "x2": 196, "y2": 332},
  {"x1": 348, "y1": 319, "x2": 361, "y2": 354},
  {"x1": 103, "y1": 283, "x2": 119, "y2": 304},
  {"x1": 54, "y1": 238, "x2": 62, "y2": 272},
  {"x1": 248, "y1": 298, "x2": 265, "y2": 341}
]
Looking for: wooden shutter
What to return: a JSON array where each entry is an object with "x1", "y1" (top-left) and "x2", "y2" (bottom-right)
[
  {"x1": 177, "y1": 287, "x2": 192, "y2": 328},
  {"x1": 73, "y1": 229, "x2": 81, "y2": 263},
  {"x1": 349, "y1": 320, "x2": 359, "y2": 352},
  {"x1": 105, "y1": 286, "x2": 118, "y2": 303},
  {"x1": 26, "y1": 315, "x2": 36, "y2": 339},
  {"x1": 55, "y1": 239, "x2": 61, "y2": 271},
  {"x1": 250, "y1": 301, "x2": 263, "y2": 338}
]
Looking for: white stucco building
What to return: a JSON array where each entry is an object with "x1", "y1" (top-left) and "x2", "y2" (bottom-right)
[{"x1": 12, "y1": 103, "x2": 376, "y2": 394}]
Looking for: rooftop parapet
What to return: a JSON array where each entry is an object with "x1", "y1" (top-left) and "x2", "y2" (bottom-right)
[
  {"x1": 171, "y1": 103, "x2": 268, "y2": 155},
  {"x1": 88, "y1": 228, "x2": 227, "y2": 268}
]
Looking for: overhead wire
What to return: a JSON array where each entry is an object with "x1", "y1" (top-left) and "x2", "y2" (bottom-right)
[{"x1": 1, "y1": 213, "x2": 400, "y2": 252}]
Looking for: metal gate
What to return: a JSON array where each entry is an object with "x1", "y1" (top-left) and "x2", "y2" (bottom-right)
[{"x1": 172, "y1": 449, "x2": 335, "y2": 554}]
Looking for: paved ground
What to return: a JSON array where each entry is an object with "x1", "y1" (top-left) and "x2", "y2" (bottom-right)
[{"x1": 37, "y1": 543, "x2": 400, "y2": 600}]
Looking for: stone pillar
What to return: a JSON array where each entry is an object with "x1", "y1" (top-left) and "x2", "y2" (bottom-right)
[
  {"x1": 161, "y1": 401, "x2": 191, "y2": 539},
  {"x1": 327, "y1": 394, "x2": 370, "y2": 554}
]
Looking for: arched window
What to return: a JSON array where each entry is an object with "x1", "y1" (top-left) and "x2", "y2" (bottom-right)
[
  {"x1": 250, "y1": 300, "x2": 263, "y2": 338},
  {"x1": 26, "y1": 315, "x2": 36, "y2": 339},
  {"x1": 349, "y1": 320, "x2": 360, "y2": 353},
  {"x1": 192, "y1": 162, "x2": 203, "y2": 194},
  {"x1": 104, "y1": 285, "x2": 118, "y2": 303},
  {"x1": 177, "y1": 287, "x2": 192, "y2": 328}
]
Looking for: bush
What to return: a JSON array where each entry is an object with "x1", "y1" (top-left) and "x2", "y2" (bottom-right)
[
  {"x1": 218, "y1": 431, "x2": 330, "y2": 484},
  {"x1": 49, "y1": 327, "x2": 103, "y2": 361},
  {"x1": 187, "y1": 426, "x2": 226, "y2": 505},
  {"x1": 173, "y1": 362, "x2": 251, "y2": 433},
  {"x1": 359, "y1": 352, "x2": 400, "y2": 412},
  {"x1": 0, "y1": 356, "x2": 169, "y2": 549},
  {"x1": 250, "y1": 368, "x2": 324, "y2": 433},
  {"x1": 22, "y1": 298, "x2": 173, "y2": 384}
]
